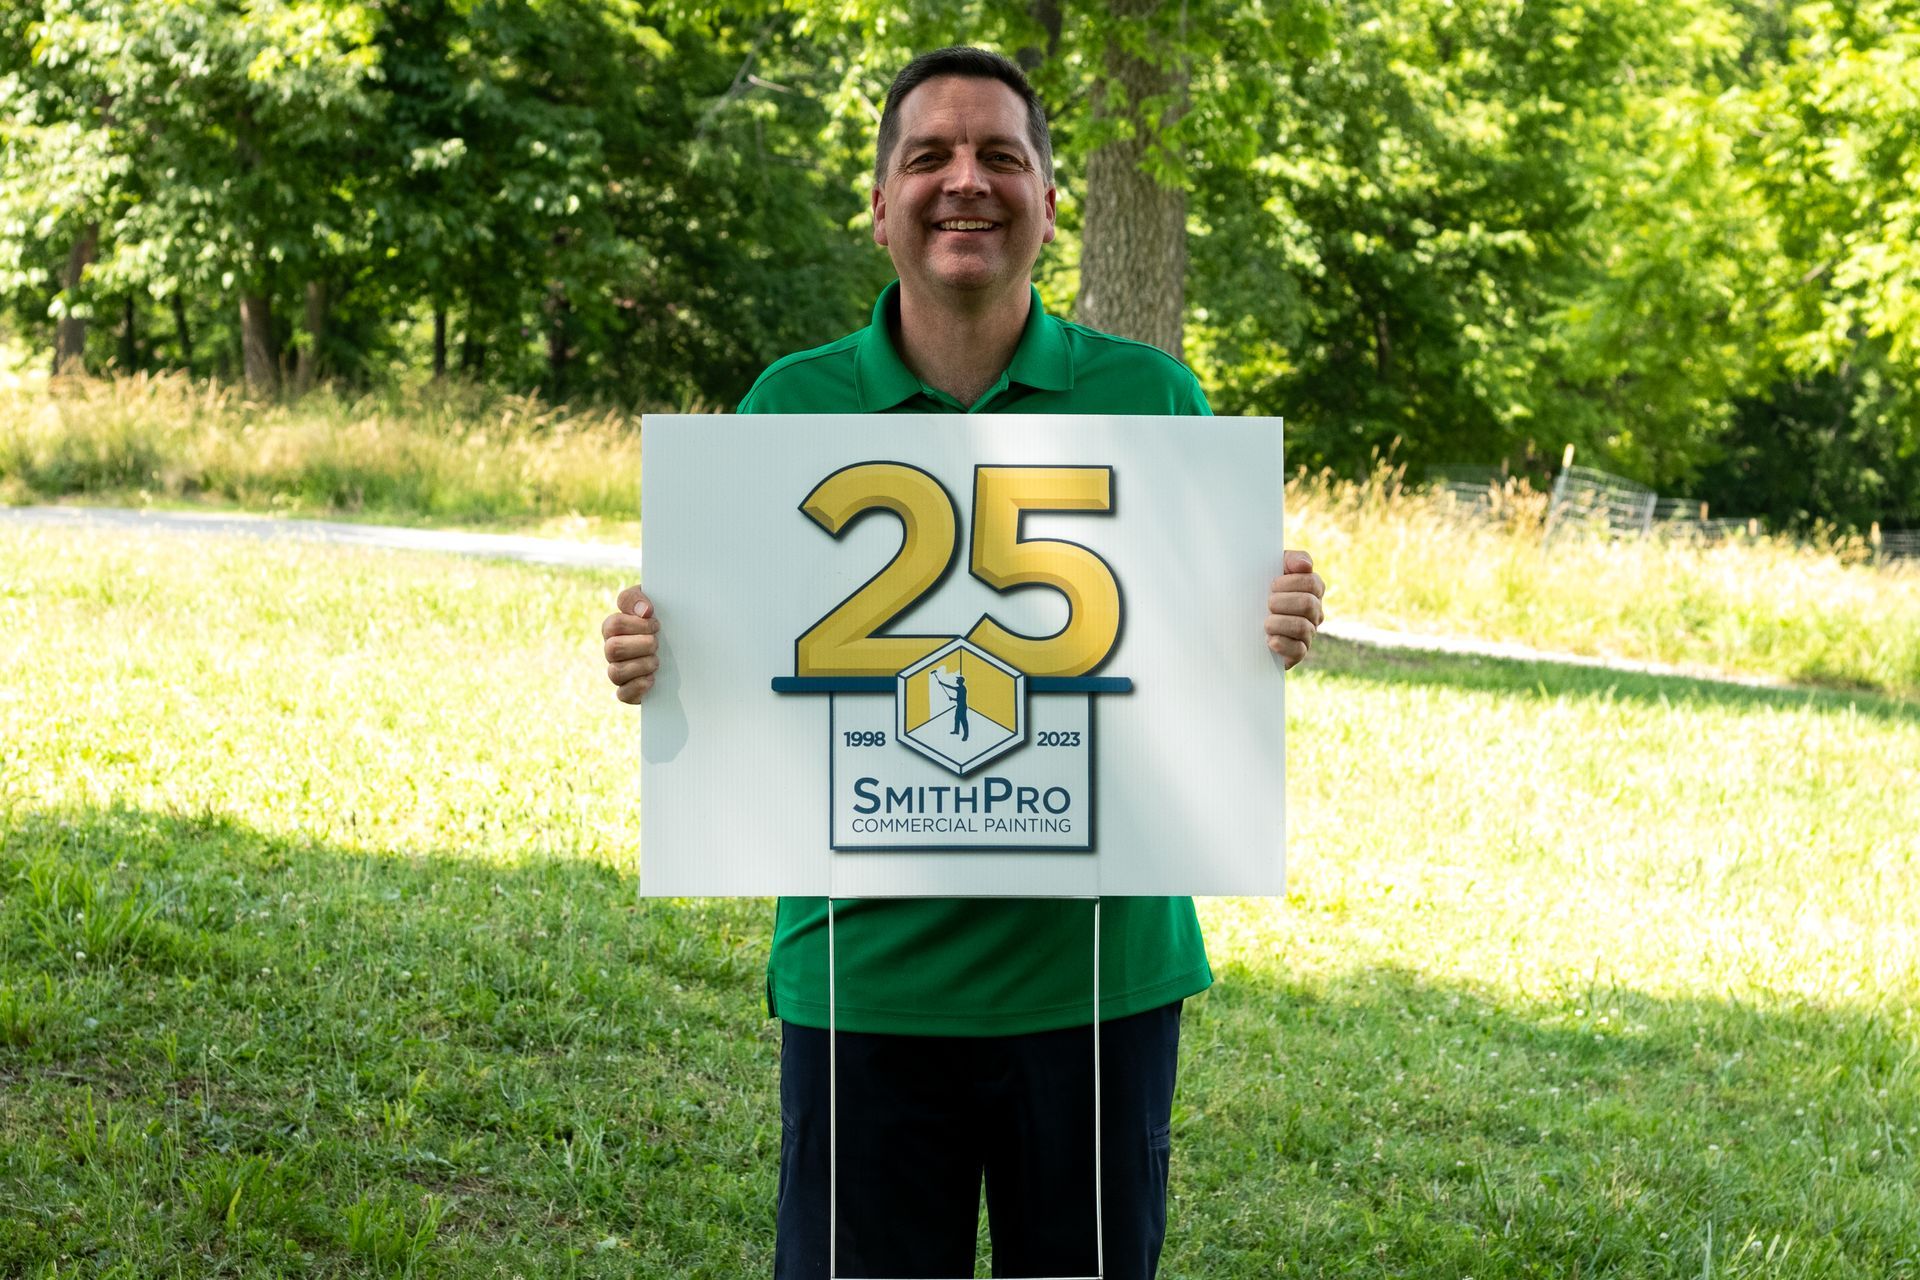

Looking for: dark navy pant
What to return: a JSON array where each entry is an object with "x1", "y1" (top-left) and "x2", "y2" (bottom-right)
[{"x1": 775, "y1": 1001, "x2": 1182, "y2": 1279}]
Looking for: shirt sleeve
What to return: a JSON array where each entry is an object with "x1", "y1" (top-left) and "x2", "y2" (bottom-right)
[
  {"x1": 1179, "y1": 371, "x2": 1215, "y2": 417},
  {"x1": 735, "y1": 365, "x2": 776, "y2": 413}
]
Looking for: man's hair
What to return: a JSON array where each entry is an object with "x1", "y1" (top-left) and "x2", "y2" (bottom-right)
[{"x1": 873, "y1": 47, "x2": 1054, "y2": 189}]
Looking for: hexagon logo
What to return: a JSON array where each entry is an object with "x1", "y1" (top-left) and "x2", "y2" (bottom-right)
[{"x1": 895, "y1": 639, "x2": 1026, "y2": 775}]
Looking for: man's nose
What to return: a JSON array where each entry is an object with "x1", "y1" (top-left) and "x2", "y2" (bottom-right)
[{"x1": 942, "y1": 150, "x2": 990, "y2": 197}]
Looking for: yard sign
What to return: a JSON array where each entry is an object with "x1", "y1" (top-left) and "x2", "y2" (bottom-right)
[{"x1": 637, "y1": 413, "x2": 1286, "y2": 898}]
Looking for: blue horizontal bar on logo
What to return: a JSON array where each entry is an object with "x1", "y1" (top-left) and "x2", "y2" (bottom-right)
[
  {"x1": 1034, "y1": 676, "x2": 1133, "y2": 693},
  {"x1": 770, "y1": 676, "x2": 1133, "y2": 694},
  {"x1": 771, "y1": 677, "x2": 893, "y2": 693}
]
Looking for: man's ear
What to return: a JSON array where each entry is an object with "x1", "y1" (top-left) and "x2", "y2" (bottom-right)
[
  {"x1": 1042, "y1": 184, "x2": 1057, "y2": 245},
  {"x1": 872, "y1": 185, "x2": 889, "y2": 248}
]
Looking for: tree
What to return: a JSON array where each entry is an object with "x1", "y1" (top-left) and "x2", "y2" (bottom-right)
[
  {"x1": 1073, "y1": 0, "x2": 1191, "y2": 356},
  {"x1": 1, "y1": 0, "x2": 383, "y2": 391},
  {"x1": 1186, "y1": 0, "x2": 1772, "y2": 486},
  {"x1": 0, "y1": 1, "x2": 122, "y2": 374},
  {"x1": 1721, "y1": 0, "x2": 1920, "y2": 525}
]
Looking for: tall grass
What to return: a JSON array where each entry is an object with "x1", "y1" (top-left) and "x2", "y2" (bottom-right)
[
  {"x1": 0, "y1": 372, "x2": 643, "y2": 525},
  {"x1": 1290, "y1": 466, "x2": 1920, "y2": 698},
  {"x1": 6, "y1": 374, "x2": 1917, "y2": 696}
]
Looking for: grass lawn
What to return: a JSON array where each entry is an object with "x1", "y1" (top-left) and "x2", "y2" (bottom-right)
[{"x1": 2, "y1": 526, "x2": 1917, "y2": 1277}]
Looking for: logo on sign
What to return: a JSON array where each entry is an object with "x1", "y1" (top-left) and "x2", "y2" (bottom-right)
[
  {"x1": 896, "y1": 639, "x2": 1026, "y2": 775},
  {"x1": 771, "y1": 461, "x2": 1131, "y2": 851}
]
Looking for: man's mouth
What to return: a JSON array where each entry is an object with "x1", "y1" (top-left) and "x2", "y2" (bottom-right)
[{"x1": 933, "y1": 220, "x2": 1000, "y2": 232}]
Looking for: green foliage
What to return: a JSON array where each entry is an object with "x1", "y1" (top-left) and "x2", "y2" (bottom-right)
[
  {"x1": 1710, "y1": 0, "x2": 1920, "y2": 530},
  {"x1": 0, "y1": 2, "x2": 888, "y2": 402},
  {"x1": 3, "y1": 1, "x2": 1919, "y2": 524},
  {"x1": 1702, "y1": 356, "x2": 1920, "y2": 535},
  {"x1": 1188, "y1": 0, "x2": 1755, "y2": 486},
  {"x1": 1749, "y1": 0, "x2": 1920, "y2": 378}
]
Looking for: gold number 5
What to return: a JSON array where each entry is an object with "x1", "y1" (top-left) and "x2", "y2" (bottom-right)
[{"x1": 966, "y1": 466, "x2": 1120, "y2": 677}]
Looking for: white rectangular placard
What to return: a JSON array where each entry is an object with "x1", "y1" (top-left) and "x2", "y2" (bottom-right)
[{"x1": 638, "y1": 414, "x2": 1285, "y2": 897}]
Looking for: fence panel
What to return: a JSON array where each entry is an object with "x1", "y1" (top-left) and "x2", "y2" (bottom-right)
[
  {"x1": 1428, "y1": 457, "x2": 1907, "y2": 569},
  {"x1": 1542, "y1": 465, "x2": 1659, "y2": 548},
  {"x1": 1876, "y1": 529, "x2": 1920, "y2": 563},
  {"x1": 1427, "y1": 465, "x2": 1508, "y2": 520}
]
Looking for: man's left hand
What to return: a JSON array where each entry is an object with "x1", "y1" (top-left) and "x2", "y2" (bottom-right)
[{"x1": 1266, "y1": 549, "x2": 1325, "y2": 670}]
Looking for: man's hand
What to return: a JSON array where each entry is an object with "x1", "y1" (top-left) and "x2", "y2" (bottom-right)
[
  {"x1": 602, "y1": 585, "x2": 660, "y2": 704},
  {"x1": 1266, "y1": 550, "x2": 1325, "y2": 670}
]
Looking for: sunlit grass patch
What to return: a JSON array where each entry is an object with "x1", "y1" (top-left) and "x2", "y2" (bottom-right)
[{"x1": 1181, "y1": 639, "x2": 1918, "y2": 1276}]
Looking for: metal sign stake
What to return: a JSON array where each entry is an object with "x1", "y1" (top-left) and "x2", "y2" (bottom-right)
[{"x1": 825, "y1": 895, "x2": 1105, "y2": 1280}]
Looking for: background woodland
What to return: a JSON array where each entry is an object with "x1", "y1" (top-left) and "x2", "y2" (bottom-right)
[{"x1": 5, "y1": 0, "x2": 1919, "y2": 531}]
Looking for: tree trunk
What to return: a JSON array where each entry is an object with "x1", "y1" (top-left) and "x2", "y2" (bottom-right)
[
  {"x1": 460, "y1": 318, "x2": 484, "y2": 373},
  {"x1": 53, "y1": 223, "x2": 100, "y2": 374},
  {"x1": 240, "y1": 292, "x2": 277, "y2": 392},
  {"x1": 546, "y1": 282, "x2": 570, "y2": 401},
  {"x1": 172, "y1": 293, "x2": 194, "y2": 366},
  {"x1": 119, "y1": 294, "x2": 139, "y2": 370},
  {"x1": 1016, "y1": 0, "x2": 1063, "y2": 71},
  {"x1": 1075, "y1": 0, "x2": 1188, "y2": 359},
  {"x1": 432, "y1": 307, "x2": 448, "y2": 379},
  {"x1": 295, "y1": 279, "x2": 328, "y2": 393}
]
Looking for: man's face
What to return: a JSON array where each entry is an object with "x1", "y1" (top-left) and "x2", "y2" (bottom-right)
[{"x1": 872, "y1": 75, "x2": 1057, "y2": 305}]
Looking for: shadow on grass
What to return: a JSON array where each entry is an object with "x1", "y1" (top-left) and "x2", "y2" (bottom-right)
[
  {"x1": 2, "y1": 804, "x2": 1914, "y2": 1278},
  {"x1": 1308, "y1": 636, "x2": 1920, "y2": 727},
  {"x1": 1177, "y1": 955, "x2": 1918, "y2": 1278},
  {"x1": 0, "y1": 804, "x2": 778, "y2": 1278}
]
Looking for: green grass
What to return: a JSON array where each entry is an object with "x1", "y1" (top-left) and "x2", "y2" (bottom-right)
[
  {"x1": 2, "y1": 525, "x2": 1916, "y2": 1276},
  {"x1": 8, "y1": 373, "x2": 1919, "y2": 698}
]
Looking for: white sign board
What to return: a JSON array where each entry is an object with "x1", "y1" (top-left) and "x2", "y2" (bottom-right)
[{"x1": 638, "y1": 414, "x2": 1285, "y2": 898}]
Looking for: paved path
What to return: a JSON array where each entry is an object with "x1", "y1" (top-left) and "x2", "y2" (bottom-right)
[
  {"x1": 1310, "y1": 617, "x2": 1786, "y2": 689},
  {"x1": 0, "y1": 503, "x2": 644, "y2": 571},
  {"x1": 4, "y1": 502, "x2": 1786, "y2": 688}
]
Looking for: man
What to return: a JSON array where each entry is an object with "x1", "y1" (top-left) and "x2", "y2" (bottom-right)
[
  {"x1": 933, "y1": 670, "x2": 969, "y2": 740},
  {"x1": 602, "y1": 46, "x2": 1326, "y2": 1279}
]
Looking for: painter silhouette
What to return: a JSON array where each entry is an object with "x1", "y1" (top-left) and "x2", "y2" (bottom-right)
[{"x1": 933, "y1": 672, "x2": 970, "y2": 741}]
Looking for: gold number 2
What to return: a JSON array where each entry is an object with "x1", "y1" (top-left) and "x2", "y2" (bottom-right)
[
  {"x1": 795, "y1": 464, "x2": 956, "y2": 677},
  {"x1": 796, "y1": 463, "x2": 1121, "y2": 679}
]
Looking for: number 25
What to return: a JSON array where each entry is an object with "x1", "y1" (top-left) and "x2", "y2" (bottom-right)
[{"x1": 796, "y1": 464, "x2": 1121, "y2": 679}]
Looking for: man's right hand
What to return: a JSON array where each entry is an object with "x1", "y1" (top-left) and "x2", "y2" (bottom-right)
[{"x1": 602, "y1": 584, "x2": 660, "y2": 704}]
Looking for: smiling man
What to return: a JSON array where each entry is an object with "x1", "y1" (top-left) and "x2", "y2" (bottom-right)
[
  {"x1": 601, "y1": 46, "x2": 1325, "y2": 1279},
  {"x1": 869, "y1": 67, "x2": 1060, "y2": 408}
]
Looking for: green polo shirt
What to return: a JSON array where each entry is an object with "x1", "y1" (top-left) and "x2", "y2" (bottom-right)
[{"x1": 739, "y1": 280, "x2": 1214, "y2": 1036}]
